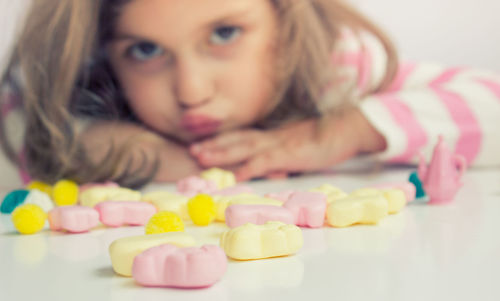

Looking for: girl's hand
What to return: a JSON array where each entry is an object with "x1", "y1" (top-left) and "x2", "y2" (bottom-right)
[{"x1": 189, "y1": 109, "x2": 386, "y2": 181}]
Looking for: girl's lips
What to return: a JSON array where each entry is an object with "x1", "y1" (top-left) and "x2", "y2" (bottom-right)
[{"x1": 180, "y1": 115, "x2": 222, "y2": 136}]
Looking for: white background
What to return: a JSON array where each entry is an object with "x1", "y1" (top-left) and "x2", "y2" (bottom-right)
[{"x1": 1, "y1": 0, "x2": 500, "y2": 73}]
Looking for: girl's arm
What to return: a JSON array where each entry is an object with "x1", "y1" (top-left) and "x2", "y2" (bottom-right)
[
  {"x1": 81, "y1": 121, "x2": 204, "y2": 183},
  {"x1": 337, "y1": 30, "x2": 500, "y2": 166}
]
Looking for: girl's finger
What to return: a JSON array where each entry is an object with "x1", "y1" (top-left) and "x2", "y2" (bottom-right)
[
  {"x1": 196, "y1": 142, "x2": 261, "y2": 167},
  {"x1": 265, "y1": 171, "x2": 289, "y2": 180},
  {"x1": 235, "y1": 150, "x2": 288, "y2": 181}
]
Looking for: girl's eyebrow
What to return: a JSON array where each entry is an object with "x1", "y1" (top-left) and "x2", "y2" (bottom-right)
[{"x1": 112, "y1": 9, "x2": 254, "y2": 42}]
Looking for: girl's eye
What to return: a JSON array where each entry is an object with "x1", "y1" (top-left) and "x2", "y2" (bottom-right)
[
  {"x1": 210, "y1": 26, "x2": 242, "y2": 45},
  {"x1": 126, "y1": 42, "x2": 164, "y2": 61}
]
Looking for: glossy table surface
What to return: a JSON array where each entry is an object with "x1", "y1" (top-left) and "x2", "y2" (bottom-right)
[{"x1": 1, "y1": 167, "x2": 499, "y2": 301}]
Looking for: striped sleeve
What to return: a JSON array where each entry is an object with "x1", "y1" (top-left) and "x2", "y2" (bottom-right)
[{"x1": 327, "y1": 30, "x2": 500, "y2": 167}]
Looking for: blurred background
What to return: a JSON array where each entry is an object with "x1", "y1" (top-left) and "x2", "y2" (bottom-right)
[{"x1": 1, "y1": 0, "x2": 500, "y2": 73}]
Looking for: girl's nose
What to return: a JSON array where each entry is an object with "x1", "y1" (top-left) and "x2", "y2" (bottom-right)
[{"x1": 174, "y1": 58, "x2": 214, "y2": 109}]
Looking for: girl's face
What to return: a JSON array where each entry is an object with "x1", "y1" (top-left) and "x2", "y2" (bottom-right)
[{"x1": 108, "y1": 0, "x2": 279, "y2": 143}]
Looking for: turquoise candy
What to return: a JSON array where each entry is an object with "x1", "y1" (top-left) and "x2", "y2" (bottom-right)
[
  {"x1": 0, "y1": 190, "x2": 30, "y2": 214},
  {"x1": 408, "y1": 171, "x2": 426, "y2": 198}
]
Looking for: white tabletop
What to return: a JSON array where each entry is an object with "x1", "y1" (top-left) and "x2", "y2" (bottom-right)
[{"x1": 1, "y1": 167, "x2": 499, "y2": 301}]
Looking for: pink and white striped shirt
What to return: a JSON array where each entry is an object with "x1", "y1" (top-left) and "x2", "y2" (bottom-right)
[{"x1": 325, "y1": 31, "x2": 500, "y2": 166}]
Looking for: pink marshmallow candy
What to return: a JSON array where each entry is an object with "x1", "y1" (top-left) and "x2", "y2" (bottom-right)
[
  {"x1": 94, "y1": 201, "x2": 157, "y2": 227},
  {"x1": 371, "y1": 181, "x2": 416, "y2": 203},
  {"x1": 265, "y1": 190, "x2": 295, "y2": 202},
  {"x1": 132, "y1": 244, "x2": 227, "y2": 288},
  {"x1": 283, "y1": 191, "x2": 327, "y2": 228},
  {"x1": 225, "y1": 204, "x2": 295, "y2": 228},
  {"x1": 213, "y1": 185, "x2": 254, "y2": 196},
  {"x1": 48, "y1": 206, "x2": 99, "y2": 233},
  {"x1": 176, "y1": 176, "x2": 218, "y2": 197}
]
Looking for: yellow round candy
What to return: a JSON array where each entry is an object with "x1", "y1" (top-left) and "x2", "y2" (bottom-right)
[
  {"x1": 27, "y1": 181, "x2": 53, "y2": 196},
  {"x1": 188, "y1": 194, "x2": 216, "y2": 226},
  {"x1": 200, "y1": 168, "x2": 236, "y2": 189},
  {"x1": 12, "y1": 204, "x2": 47, "y2": 235},
  {"x1": 52, "y1": 179, "x2": 79, "y2": 206},
  {"x1": 145, "y1": 211, "x2": 184, "y2": 234}
]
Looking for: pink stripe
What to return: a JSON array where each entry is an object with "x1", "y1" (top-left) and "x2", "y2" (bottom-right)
[
  {"x1": 385, "y1": 63, "x2": 416, "y2": 92},
  {"x1": 431, "y1": 88, "x2": 481, "y2": 164},
  {"x1": 378, "y1": 94, "x2": 428, "y2": 162},
  {"x1": 331, "y1": 51, "x2": 362, "y2": 67},
  {"x1": 430, "y1": 67, "x2": 463, "y2": 87},
  {"x1": 476, "y1": 78, "x2": 500, "y2": 102}
]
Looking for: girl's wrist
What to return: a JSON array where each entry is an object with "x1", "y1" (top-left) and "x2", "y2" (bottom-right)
[{"x1": 349, "y1": 108, "x2": 387, "y2": 154}]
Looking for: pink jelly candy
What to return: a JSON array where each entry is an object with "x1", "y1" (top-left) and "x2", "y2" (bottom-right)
[
  {"x1": 213, "y1": 185, "x2": 254, "y2": 196},
  {"x1": 94, "y1": 201, "x2": 157, "y2": 227},
  {"x1": 48, "y1": 206, "x2": 99, "y2": 233},
  {"x1": 132, "y1": 244, "x2": 227, "y2": 288},
  {"x1": 265, "y1": 190, "x2": 296, "y2": 202},
  {"x1": 176, "y1": 176, "x2": 218, "y2": 196},
  {"x1": 371, "y1": 182, "x2": 416, "y2": 203},
  {"x1": 225, "y1": 204, "x2": 295, "y2": 228},
  {"x1": 283, "y1": 191, "x2": 327, "y2": 228}
]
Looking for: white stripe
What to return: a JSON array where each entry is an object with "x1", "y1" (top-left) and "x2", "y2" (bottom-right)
[{"x1": 359, "y1": 98, "x2": 407, "y2": 160}]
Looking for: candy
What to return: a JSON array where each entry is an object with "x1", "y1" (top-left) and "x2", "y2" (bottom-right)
[
  {"x1": 200, "y1": 168, "x2": 236, "y2": 189},
  {"x1": 48, "y1": 206, "x2": 99, "y2": 233},
  {"x1": 409, "y1": 171, "x2": 426, "y2": 198},
  {"x1": 79, "y1": 181, "x2": 119, "y2": 193},
  {"x1": 26, "y1": 180, "x2": 52, "y2": 196},
  {"x1": 309, "y1": 184, "x2": 348, "y2": 203},
  {"x1": 12, "y1": 204, "x2": 47, "y2": 234},
  {"x1": 109, "y1": 232, "x2": 196, "y2": 276},
  {"x1": 213, "y1": 185, "x2": 254, "y2": 196},
  {"x1": 142, "y1": 191, "x2": 189, "y2": 220},
  {"x1": 24, "y1": 189, "x2": 54, "y2": 212},
  {"x1": 220, "y1": 221, "x2": 303, "y2": 260},
  {"x1": 52, "y1": 179, "x2": 79, "y2": 206},
  {"x1": 176, "y1": 176, "x2": 218, "y2": 196},
  {"x1": 1, "y1": 190, "x2": 29, "y2": 214},
  {"x1": 145, "y1": 211, "x2": 184, "y2": 234},
  {"x1": 132, "y1": 244, "x2": 227, "y2": 288},
  {"x1": 94, "y1": 201, "x2": 157, "y2": 227},
  {"x1": 265, "y1": 190, "x2": 295, "y2": 202},
  {"x1": 79, "y1": 186, "x2": 141, "y2": 207},
  {"x1": 215, "y1": 194, "x2": 283, "y2": 222},
  {"x1": 371, "y1": 182, "x2": 416, "y2": 203},
  {"x1": 225, "y1": 204, "x2": 295, "y2": 228},
  {"x1": 282, "y1": 191, "x2": 327, "y2": 228},
  {"x1": 187, "y1": 194, "x2": 216, "y2": 226},
  {"x1": 326, "y1": 194, "x2": 388, "y2": 227},
  {"x1": 351, "y1": 188, "x2": 406, "y2": 214}
]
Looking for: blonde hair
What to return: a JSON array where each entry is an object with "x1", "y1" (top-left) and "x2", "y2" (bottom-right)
[{"x1": 0, "y1": 0, "x2": 397, "y2": 187}]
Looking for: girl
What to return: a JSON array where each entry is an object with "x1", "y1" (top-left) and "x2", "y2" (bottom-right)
[{"x1": 1, "y1": 0, "x2": 499, "y2": 189}]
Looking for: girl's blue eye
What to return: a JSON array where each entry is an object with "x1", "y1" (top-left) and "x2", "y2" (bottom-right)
[
  {"x1": 210, "y1": 26, "x2": 241, "y2": 45},
  {"x1": 127, "y1": 42, "x2": 164, "y2": 61}
]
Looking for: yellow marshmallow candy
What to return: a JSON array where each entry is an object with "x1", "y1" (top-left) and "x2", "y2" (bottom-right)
[
  {"x1": 188, "y1": 194, "x2": 216, "y2": 226},
  {"x1": 351, "y1": 188, "x2": 406, "y2": 214},
  {"x1": 145, "y1": 211, "x2": 184, "y2": 234},
  {"x1": 141, "y1": 191, "x2": 189, "y2": 220},
  {"x1": 215, "y1": 193, "x2": 283, "y2": 222},
  {"x1": 326, "y1": 194, "x2": 388, "y2": 227},
  {"x1": 109, "y1": 232, "x2": 196, "y2": 276},
  {"x1": 27, "y1": 180, "x2": 53, "y2": 196},
  {"x1": 12, "y1": 204, "x2": 47, "y2": 235},
  {"x1": 80, "y1": 186, "x2": 141, "y2": 207},
  {"x1": 52, "y1": 179, "x2": 79, "y2": 206},
  {"x1": 200, "y1": 168, "x2": 236, "y2": 189},
  {"x1": 220, "y1": 221, "x2": 303, "y2": 260},
  {"x1": 309, "y1": 184, "x2": 348, "y2": 203}
]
